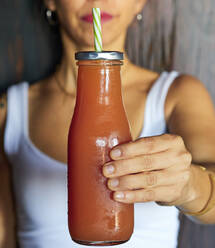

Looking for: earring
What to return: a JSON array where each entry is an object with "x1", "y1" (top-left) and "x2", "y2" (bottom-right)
[
  {"x1": 136, "y1": 13, "x2": 143, "y2": 21},
  {"x1": 46, "y1": 9, "x2": 58, "y2": 26}
]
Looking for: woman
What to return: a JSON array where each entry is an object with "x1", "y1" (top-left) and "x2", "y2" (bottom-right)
[{"x1": 1, "y1": 0, "x2": 215, "y2": 247}]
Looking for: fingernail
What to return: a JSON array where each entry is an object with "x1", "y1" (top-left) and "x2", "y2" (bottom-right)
[
  {"x1": 115, "y1": 192, "x2": 124, "y2": 199},
  {"x1": 111, "y1": 149, "x2": 121, "y2": 158},
  {"x1": 110, "y1": 179, "x2": 119, "y2": 187},
  {"x1": 104, "y1": 165, "x2": 115, "y2": 175}
]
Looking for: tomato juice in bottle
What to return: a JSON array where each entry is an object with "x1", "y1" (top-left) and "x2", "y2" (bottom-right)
[{"x1": 68, "y1": 51, "x2": 134, "y2": 246}]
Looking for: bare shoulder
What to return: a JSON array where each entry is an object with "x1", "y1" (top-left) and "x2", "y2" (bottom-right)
[
  {"x1": 0, "y1": 91, "x2": 8, "y2": 161},
  {"x1": 0, "y1": 92, "x2": 7, "y2": 136},
  {"x1": 170, "y1": 74, "x2": 210, "y2": 97},
  {"x1": 28, "y1": 79, "x2": 47, "y2": 97},
  {"x1": 0, "y1": 92, "x2": 16, "y2": 248},
  {"x1": 166, "y1": 74, "x2": 215, "y2": 118}
]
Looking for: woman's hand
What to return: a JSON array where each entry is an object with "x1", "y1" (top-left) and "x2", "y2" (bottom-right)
[{"x1": 103, "y1": 134, "x2": 193, "y2": 206}]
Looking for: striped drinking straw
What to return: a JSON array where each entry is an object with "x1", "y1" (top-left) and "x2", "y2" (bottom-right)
[{"x1": 92, "y1": 8, "x2": 102, "y2": 52}]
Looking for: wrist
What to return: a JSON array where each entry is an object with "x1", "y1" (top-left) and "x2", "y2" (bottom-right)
[{"x1": 177, "y1": 164, "x2": 211, "y2": 213}]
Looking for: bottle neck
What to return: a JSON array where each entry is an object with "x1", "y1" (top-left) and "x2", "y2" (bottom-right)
[{"x1": 76, "y1": 61, "x2": 124, "y2": 110}]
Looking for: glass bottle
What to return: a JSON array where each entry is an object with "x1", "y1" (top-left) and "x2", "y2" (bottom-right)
[{"x1": 68, "y1": 51, "x2": 134, "y2": 246}]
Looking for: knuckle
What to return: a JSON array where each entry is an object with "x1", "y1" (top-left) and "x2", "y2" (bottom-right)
[
  {"x1": 144, "y1": 137, "x2": 155, "y2": 151},
  {"x1": 117, "y1": 158, "x2": 138, "y2": 175},
  {"x1": 125, "y1": 191, "x2": 135, "y2": 202},
  {"x1": 120, "y1": 146, "x2": 127, "y2": 158},
  {"x1": 181, "y1": 151, "x2": 192, "y2": 166},
  {"x1": 164, "y1": 133, "x2": 175, "y2": 140},
  {"x1": 185, "y1": 152, "x2": 192, "y2": 164},
  {"x1": 121, "y1": 175, "x2": 135, "y2": 190},
  {"x1": 165, "y1": 134, "x2": 181, "y2": 145},
  {"x1": 176, "y1": 151, "x2": 191, "y2": 164},
  {"x1": 116, "y1": 160, "x2": 125, "y2": 172},
  {"x1": 170, "y1": 134, "x2": 184, "y2": 147},
  {"x1": 145, "y1": 173, "x2": 157, "y2": 187},
  {"x1": 176, "y1": 136, "x2": 184, "y2": 146},
  {"x1": 136, "y1": 137, "x2": 144, "y2": 144},
  {"x1": 143, "y1": 190, "x2": 155, "y2": 201},
  {"x1": 142, "y1": 155, "x2": 153, "y2": 170}
]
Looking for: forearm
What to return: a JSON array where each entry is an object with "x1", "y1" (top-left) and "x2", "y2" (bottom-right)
[{"x1": 177, "y1": 164, "x2": 215, "y2": 224}]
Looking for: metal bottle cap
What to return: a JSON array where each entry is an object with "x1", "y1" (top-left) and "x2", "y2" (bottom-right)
[{"x1": 75, "y1": 51, "x2": 123, "y2": 60}]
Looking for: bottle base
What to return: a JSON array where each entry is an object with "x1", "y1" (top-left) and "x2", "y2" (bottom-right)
[{"x1": 73, "y1": 239, "x2": 129, "y2": 246}]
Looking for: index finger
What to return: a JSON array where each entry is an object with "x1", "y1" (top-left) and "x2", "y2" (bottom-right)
[{"x1": 110, "y1": 134, "x2": 181, "y2": 160}]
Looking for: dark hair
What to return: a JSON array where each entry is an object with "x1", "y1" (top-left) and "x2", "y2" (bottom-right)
[{"x1": 32, "y1": 0, "x2": 62, "y2": 80}]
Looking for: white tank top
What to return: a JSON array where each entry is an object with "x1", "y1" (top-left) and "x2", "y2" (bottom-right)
[{"x1": 4, "y1": 71, "x2": 180, "y2": 248}]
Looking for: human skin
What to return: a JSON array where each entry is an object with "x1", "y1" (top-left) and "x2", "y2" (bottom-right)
[
  {"x1": 44, "y1": 0, "x2": 215, "y2": 224},
  {"x1": 1, "y1": 0, "x2": 215, "y2": 246}
]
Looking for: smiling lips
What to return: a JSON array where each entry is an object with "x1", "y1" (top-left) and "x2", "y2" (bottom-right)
[{"x1": 81, "y1": 12, "x2": 113, "y2": 24}]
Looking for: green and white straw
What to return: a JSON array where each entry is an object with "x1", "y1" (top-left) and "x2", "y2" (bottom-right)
[{"x1": 92, "y1": 8, "x2": 102, "y2": 52}]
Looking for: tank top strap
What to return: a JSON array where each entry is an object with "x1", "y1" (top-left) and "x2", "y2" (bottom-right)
[
  {"x1": 4, "y1": 82, "x2": 28, "y2": 155},
  {"x1": 141, "y1": 71, "x2": 179, "y2": 137}
]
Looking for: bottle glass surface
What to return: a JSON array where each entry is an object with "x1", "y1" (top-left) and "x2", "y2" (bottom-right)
[{"x1": 68, "y1": 52, "x2": 134, "y2": 246}]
